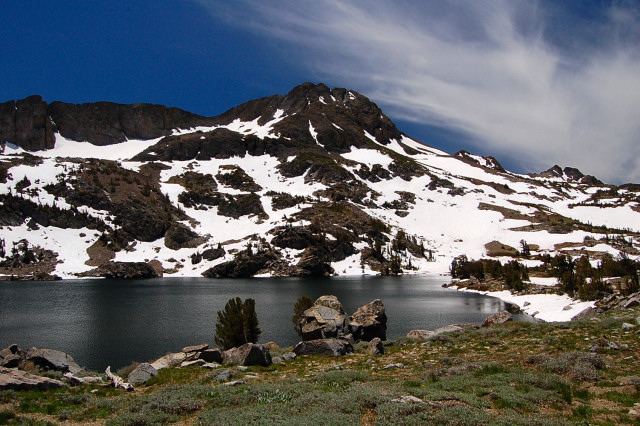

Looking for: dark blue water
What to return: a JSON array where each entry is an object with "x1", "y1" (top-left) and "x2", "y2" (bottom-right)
[{"x1": 0, "y1": 275, "x2": 525, "y2": 371}]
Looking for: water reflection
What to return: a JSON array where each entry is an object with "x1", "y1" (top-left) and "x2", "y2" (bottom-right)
[{"x1": 0, "y1": 275, "x2": 529, "y2": 370}]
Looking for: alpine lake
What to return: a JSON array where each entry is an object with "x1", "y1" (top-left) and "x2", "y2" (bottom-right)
[{"x1": 0, "y1": 275, "x2": 532, "y2": 371}]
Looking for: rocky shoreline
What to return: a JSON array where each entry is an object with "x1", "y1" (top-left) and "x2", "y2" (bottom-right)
[
  {"x1": 446, "y1": 276, "x2": 640, "y2": 322},
  {"x1": 0, "y1": 295, "x2": 514, "y2": 391}
]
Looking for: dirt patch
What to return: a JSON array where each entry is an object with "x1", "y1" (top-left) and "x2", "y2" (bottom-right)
[
  {"x1": 485, "y1": 241, "x2": 519, "y2": 257},
  {"x1": 85, "y1": 239, "x2": 115, "y2": 267}
]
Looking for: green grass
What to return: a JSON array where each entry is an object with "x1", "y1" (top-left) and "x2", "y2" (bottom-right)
[{"x1": 1, "y1": 307, "x2": 639, "y2": 424}]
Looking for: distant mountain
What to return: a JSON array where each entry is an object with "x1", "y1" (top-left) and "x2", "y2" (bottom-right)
[{"x1": 0, "y1": 83, "x2": 638, "y2": 280}]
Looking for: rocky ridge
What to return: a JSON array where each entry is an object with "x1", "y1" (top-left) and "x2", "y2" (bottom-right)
[{"x1": 0, "y1": 82, "x2": 639, "y2": 280}]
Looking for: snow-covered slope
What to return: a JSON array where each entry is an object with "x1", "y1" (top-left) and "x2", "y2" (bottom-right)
[{"x1": 1, "y1": 83, "x2": 639, "y2": 283}]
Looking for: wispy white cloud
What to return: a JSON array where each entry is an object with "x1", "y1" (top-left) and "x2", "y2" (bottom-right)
[{"x1": 196, "y1": 0, "x2": 640, "y2": 183}]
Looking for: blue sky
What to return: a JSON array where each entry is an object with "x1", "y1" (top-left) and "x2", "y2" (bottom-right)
[{"x1": 2, "y1": 1, "x2": 639, "y2": 183}]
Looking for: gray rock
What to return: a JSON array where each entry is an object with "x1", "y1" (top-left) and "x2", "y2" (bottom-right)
[
  {"x1": 222, "y1": 380, "x2": 245, "y2": 386},
  {"x1": 392, "y1": 395, "x2": 425, "y2": 404},
  {"x1": 481, "y1": 311, "x2": 513, "y2": 327},
  {"x1": 0, "y1": 353, "x2": 21, "y2": 368},
  {"x1": 213, "y1": 369, "x2": 233, "y2": 382},
  {"x1": 384, "y1": 363, "x2": 405, "y2": 370},
  {"x1": 127, "y1": 363, "x2": 158, "y2": 385},
  {"x1": 407, "y1": 330, "x2": 436, "y2": 340},
  {"x1": 624, "y1": 298, "x2": 639, "y2": 309},
  {"x1": 299, "y1": 296, "x2": 348, "y2": 341},
  {"x1": 0, "y1": 367, "x2": 65, "y2": 390},
  {"x1": 181, "y1": 359, "x2": 205, "y2": 367},
  {"x1": 407, "y1": 325, "x2": 463, "y2": 340},
  {"x1": 272, "y1": 357, "x2": 284, "y2": 364},
  {"x1": 22, "y1": 348, "x2": 82, "y2": 374},
  {"x1": 366, "y1": 337, "x2": 385, "y2": 356},
  {"x1": 282, "y1": 352, "x2": 297, "y2": 361},
  {"x1": 293, "y1": 338, "x2": 353, "y2": 357},
  {"x1": 202, "y1": 362, "x2": 222, "y2": 369},
  {"x1": 0, "y1": 344, "x2": 22, "y2": 364},
  {"x1": 637, "y1": 317, "x2": 640, "y2": 326},
  {"x1": 150, "y1": 352, "x2": 186, "y2": 370},
  {"x1": 222, "y1": 343, "x2": 272, "y2": 366},
  {"x1": 349, "y1": 299, "x2": 387, "y2": 341},
  {"x1": 182, "y1": 343, "x2": 209, "y2": 353},
  {"x1": 236, "y1": 365, "x2": 248, "y2": 371},
  {"x1": 619, "y1": 376, "x2": 640, "y2": 386},
  {"x1": 622, "y1": 323, "x2": 636, "y2": 330},
  {"x1": 199, "y1": 349, "x2": 223, "y2": 364}
]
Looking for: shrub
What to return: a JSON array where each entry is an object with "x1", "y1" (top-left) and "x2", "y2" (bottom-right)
[
  {"x1": 292, "y1": 295, "x2": 313, "y2": 336},
  {"x1": 214, "y1": 297, "x2": 261, "y2": 349}
]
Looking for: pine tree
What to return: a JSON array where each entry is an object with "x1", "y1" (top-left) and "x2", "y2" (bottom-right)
[
  {"x1": 214, "y1": 297, "x2": 261, "y2": 350},
  {"x1": 292, "y1": 295, "x2": 314, "y2": 336}
]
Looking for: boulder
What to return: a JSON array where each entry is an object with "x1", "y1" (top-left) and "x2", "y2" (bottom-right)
[
  {"x1": 293, "y1": 338, "x2": 353, "y2": 357},
  {"x1": 481, "y1": 311, "x2": 513, "y2": 327},
  {"x1": 0, "y1": 353, "x2": 21, "y2": 369},
  {"x1": 0, "y1": 344, "x2": 22, "y2": 368},
  {"x1": 150, "y1": 352, "x2": 187, "y2": 370},
  {"x1": 212, "y1": 369, "x2": 233, "y2": 382},
  {"x1": 0, "y1": 367, "x2": 65, "y2": 390},
  {"x1": 181, "y1": 359, "x2": 205, "y2": 367},
  {"x1": 182, "y1": 343, "x2": 209, "y2": 353},
  {"x1": 127, "y1": 363, "x2": 157, "y2": 385},
  {"x1": 282, "y1": 352, "x2": 297, "y2": 361},
  {"x1": 222, "y1": 343, "x2": 272, "y2": 366},
  {"x1": 624, "y1": 297, "x2": 639, "y2": 309},
  {"x1": 407, "y1": 325, "x2": 464, "y2": 340},
  {"x1": 349, "y1": 299, "x2": 387, "y2": 341},
  {"x1": 407, "y1": 330, "x2": 436, "y2": 340},
  {"x1": 299, "y1": 295, "x2": 348, "y2": 341},
  {"x1": 21, "y1": 348, "x2": 82, "y2": 374},
  {"x1": 199, "y1": 348, "x2": 223, "y2": 364},
  {"x1": 367, "y1": 337, "x2": 385, "y2": 356}
]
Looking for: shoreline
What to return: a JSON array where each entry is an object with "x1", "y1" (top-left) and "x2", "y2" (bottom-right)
[{"x1": 448, "y1": 281, "x2": 596, "y2": 322}]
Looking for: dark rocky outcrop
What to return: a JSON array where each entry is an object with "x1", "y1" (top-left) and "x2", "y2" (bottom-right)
[
  {"x1": 295, "y1": 246, "x2": 335, "y2": 277},
  {"x1": 0, "y1": 96, "x2": 55, "y2": 151},
  {"x1": 270, "y1": 226, "x2": 317, "y2": 250},
  {"x1": 164, "y1": 223, "x2": 204, "y2": 250},
  {"x1": 202, "y1": 249, "x2": 280, "y2": 278},
  {"x1": 202, "y1": 247, "x2": 226, "y2": 261},
  {"x1": 0, "y1": 95, "x2": 213, "y2": 151},
  {"x1": 222, "y1": 343, "x2": 272, "y2": 366},
  {"x1": 348, "y1": 299, "x2": 387, "y2": 341},
  {"x1": 293, "y1": 338, "x2": 353, "y2": 357},
  {"x1": 49, "y1": 101, "x2": 211, "y2": 146},
  {"x1": 92, "y1": 261, "x2": 160, "y2": 279}
]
